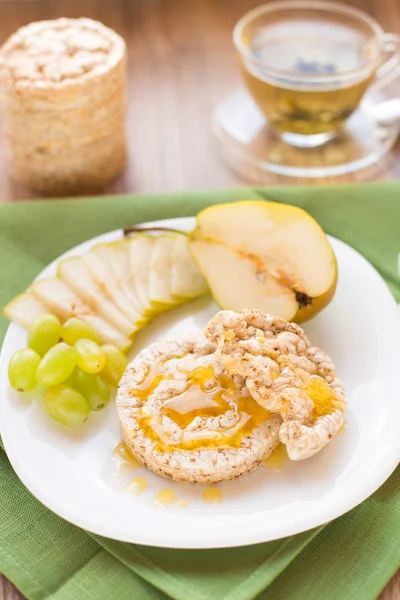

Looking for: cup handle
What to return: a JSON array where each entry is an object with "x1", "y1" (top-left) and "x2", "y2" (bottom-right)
[{"x1": 372, "y1": 33, "x2": 400, "y2": 90}]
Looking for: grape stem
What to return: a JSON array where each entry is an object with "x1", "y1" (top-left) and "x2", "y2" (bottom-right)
[{"x1": 123, "y1": 226, "x2": 188, "y2": 237}]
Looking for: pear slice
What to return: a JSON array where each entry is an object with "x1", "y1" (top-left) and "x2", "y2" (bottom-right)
[
  {"x1": 89, "y1": 242, "x2": 148, "y2": 324},
  {"x1": 127, "y1": 234, "x2": 159, "y2": 317},
  {"x1": 170, "y1": 234, "x2": 209, "y2": 299},
  {"x1": 189, "y1": 201, "x2": 337, "y2": 322},
  {"x1": 30, "y1": 277, "x2": 89, "y2": 320},
  {"x1": 148, "y1": 234, "x2": 182, "y2": 307},
  {"x1": 83, "y1": 247, "x2": 144, "y2": 326},
  {"x1": 30, "y1": 277, "x2": 131, "y2": 351},
  {"x1": 73, "y1": 315, "x2": 131, "y2": 352},
  {"x1": 3, "y1": 293, "x2": 48, "y2": 329},
  {"x1": 58, "y1": 257, "x2": 138, "y2": 337},
  {"x1": 111, "y1": 240, "x2": 148, "y2": 314}
]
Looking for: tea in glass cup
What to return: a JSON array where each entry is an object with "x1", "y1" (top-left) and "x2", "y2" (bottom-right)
[{"x1": 234, "y1": 1, "x2": 400, "y2": 146}]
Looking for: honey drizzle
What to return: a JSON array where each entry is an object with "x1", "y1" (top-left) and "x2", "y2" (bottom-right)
[
  {"x1": 129, "y1": 372, "x2": 174, "y2": 401},
  {"x1": 130, "y1": 362, "x2": 271, "y2": 454},
  {"x1": 128, "y1": 353, "x2": 190, "y2": 401},
  {"x1": 303, "y1": 376, "x2": 345, "y2": 422},
  {"x1": 163, "y1": 385, "x2": 230, "y2": 429},
  {"x1": 164, "y1": 366, "x2": 223, "y2": 427},
  {"x1": 129, "y1": 355, "x2": 345, "y2": 456}
]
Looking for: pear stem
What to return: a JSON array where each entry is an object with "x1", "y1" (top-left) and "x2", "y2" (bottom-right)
[{"x1": 123, "y1": 226, "x2": 187, "y2": 237}]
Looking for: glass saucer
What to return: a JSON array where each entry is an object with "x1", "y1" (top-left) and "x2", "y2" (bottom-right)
[{"x1": 212, "y1": 88, "x2": 400, "y2": 180}]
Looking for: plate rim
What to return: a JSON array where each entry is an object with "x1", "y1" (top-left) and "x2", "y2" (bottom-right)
[{"x1": 1, "y1": 217, "x2": 400, "y2": 549}]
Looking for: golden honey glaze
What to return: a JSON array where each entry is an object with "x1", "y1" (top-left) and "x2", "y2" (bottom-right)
[
  {"x1": 131, "y1": 363, "x2": 271, "y2": 454},
  {"x1": 162, "y1": 365, "x2": 227, "y2": 428},
  {"x1": 129, "y1": 371, "x2": 174, "y2": 402},
  {"x1": 128, "y1": 357, "x2": 343, "y2": 460},
  {"x1": 128, "y1": 352, "x2": 189, "y2": 401},
  {"x1": 303, "y1": 376, "x2": 345, "y2": 421}
]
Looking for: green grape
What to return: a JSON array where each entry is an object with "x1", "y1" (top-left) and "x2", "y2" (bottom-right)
[
  {"x1": 8, "y1": 348, "x2": 41, "y2": 392},
  {"x1": 101, "y1": 344, "x2": 128, "y2": 387},
  {"x1": 71, "y1": 369, "x2": 110, "y2": 411},
  {"x1": 75, "y1": 339, "x2": 106, "y2": 374},
  {"x1": 44, "y1": 384, "x2": 90, "y2": 427},
  {"x1": 61, "y1": 317, "x2": 98, "y2": 346},
  {"x1": 28, "y1": 314, "x2": 61, "y2": 357},
  {"x1": 36, "y1": 342, "x2": 77, "y2": 386}
]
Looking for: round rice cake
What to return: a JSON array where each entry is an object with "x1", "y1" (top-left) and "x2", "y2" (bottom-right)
[
  {"x1": 0, "y1": 18, "x2": 126, "y2": 105},
  {"x1": 117, "y1": 338, "x2": 281, "y2": 484},
  {"x1": 0, "y1": 18, "x2": 127, "y2": 193},
  {"x1": 205, "y1": 309, "x2": 346, "y2": 461}
]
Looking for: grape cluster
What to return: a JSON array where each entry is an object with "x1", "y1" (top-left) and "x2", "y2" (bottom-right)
[{"x1": 8, "y1": 315, "x2": 128, "y2": 427}]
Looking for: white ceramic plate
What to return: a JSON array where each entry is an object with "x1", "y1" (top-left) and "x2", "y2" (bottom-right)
[{"x1": 1, "y1": 217, "x2": 400, "y2": 549}]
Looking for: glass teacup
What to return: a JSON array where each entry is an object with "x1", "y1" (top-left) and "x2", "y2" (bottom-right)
[{"x1": 234, "y1": 0, "x2": 400, "y2": 147}]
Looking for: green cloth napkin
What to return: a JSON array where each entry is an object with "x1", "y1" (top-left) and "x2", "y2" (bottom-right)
[{"x1": 0, "y1": 182, "x2": 399, "y2": 600}]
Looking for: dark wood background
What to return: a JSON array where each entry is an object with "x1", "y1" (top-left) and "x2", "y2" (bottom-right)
[{"x1": 0, "y1": 0, "x2": 399, "y2": 598}]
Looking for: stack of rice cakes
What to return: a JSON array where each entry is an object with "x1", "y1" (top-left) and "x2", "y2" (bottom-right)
[{"x1": 0, "y1": 18, "x2": 127, "y2": 194}]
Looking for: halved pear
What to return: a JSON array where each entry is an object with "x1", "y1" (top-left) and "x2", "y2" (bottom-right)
[
  {"x1": 3, "y1": 293, "x2": 48, "y2": 329},
  {"x1": 148, "y1": 234, "x2": 183, "y2": 307},
  {"x1": 170, "y1": 234, "x2": 209, "y2": 299},
  {"x1": 188, "y1": 236, "x2": 298, "y2": 318},
  {"x1": 188, "y1": 201, "x2": 337, "y2": 322},
  {"x1": 58, "y1": 257, "x2": 138, "y2": 337},
  {"x1": 30, "y1": 277, "x2": 131, "y2": 351}
]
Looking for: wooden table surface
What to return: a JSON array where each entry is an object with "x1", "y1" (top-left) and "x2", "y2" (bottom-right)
[{"x1": 0, "y1": 0, "x2": 399, "y2": 598}]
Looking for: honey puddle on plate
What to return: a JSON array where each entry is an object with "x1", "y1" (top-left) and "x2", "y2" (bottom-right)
[
  {"x1": 113, "y1": 441, "x2": 141, "y2": 477},
  {"x1": 110, "y1": 441, "x2": 202, "y2": 508},
  {"x1": 176, "y1": 499, "x2": 189, "y2": 508},
  {"x1": 203, "y1": 487, "x2": 223, "y2": 503},
  {"x1": 127, "y1": 477, "x2": 148, "y2": 494},
  {"x1": 154, "y1": 489, "x2": 176, "y2": 506},
  {"x1": 263, "y1": 443, "x2": 288, "y2": 471}
]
